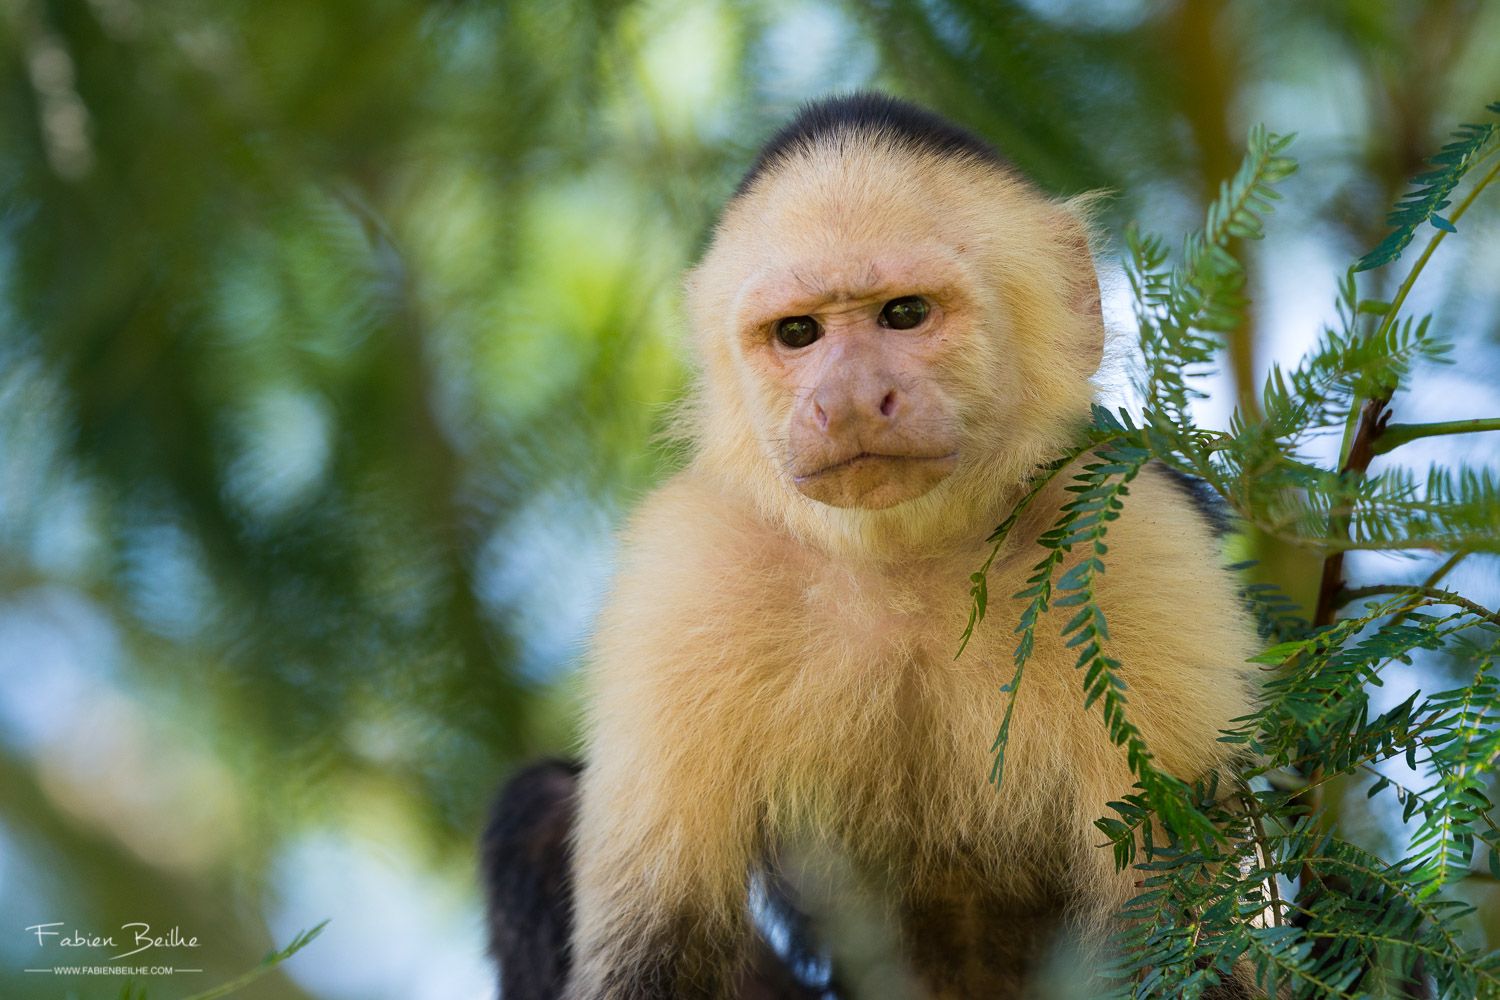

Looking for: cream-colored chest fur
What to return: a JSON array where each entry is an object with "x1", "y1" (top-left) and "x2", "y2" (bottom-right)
[{"x1": 585, "y1": 466, "x2": 1259, "y2": 905}]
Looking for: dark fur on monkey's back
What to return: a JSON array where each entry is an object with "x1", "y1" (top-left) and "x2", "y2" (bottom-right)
[
  {"x1": 482, "y1": 759, "x2": 581, "y2": 999},
  {"x1": 735, "y1": 92, "x2": 1010, "y2": 197}
]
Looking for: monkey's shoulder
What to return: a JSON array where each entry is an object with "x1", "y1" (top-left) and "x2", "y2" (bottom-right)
[
  {"x1": 989, "y1": 461, "x2": 1257, "y2": 662},
  {"x1": 1056, "y1": 461, "x2": 1259, "y2": 696},
  {"x1": 1092, "y1": 464, "x2": 1230, "y2": 554},
  {"x1": 1089, "y1": 463, "x2": 1239, "y2": 593},
  {"x1": 598, "y1": 472, "x2": 806, "y2": 629},
  {"x1": 614, "y1": 471, "x2": 794, "y2": 576},
  {"x1": 1017, "y1": 464, "x2": 1249, "y2": 650},
  {"x1": 1148, "y1": 464, "x2": 1231, "y2": 535}
]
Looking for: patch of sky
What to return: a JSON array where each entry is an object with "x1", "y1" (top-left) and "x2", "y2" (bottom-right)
[
  {"x1": 119, "y1": 517, "x2": 217, "y2": 643},
  {"x1": 0, "y1": 588, "x2": 119, "y2": 754},
  {"x1": 220, "y1": 385, "x2": 335, "y2": 525},
  {"x1": 475, "y1": 488, "x2": 617, "y2": 684},
  {"x1": 268, "y1": 830, "x2": 494, "y2": 1000},
  {"x1": 753, "y1": 2, "x2": 876, "y2": 109}
]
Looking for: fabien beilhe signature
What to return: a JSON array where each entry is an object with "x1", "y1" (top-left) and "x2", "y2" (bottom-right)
[{"x1": 25, "y1": 922, "x2": 201, "y2": 961}]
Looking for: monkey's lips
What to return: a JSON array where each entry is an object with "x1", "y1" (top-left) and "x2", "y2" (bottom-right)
[{"x1": 791, "y1": 451, "x2": 959, "y2": 509}]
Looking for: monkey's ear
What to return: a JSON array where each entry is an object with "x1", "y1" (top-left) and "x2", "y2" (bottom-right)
[{"x1": 1053, "y1": 200, "x2": 1105, "y2": 376}]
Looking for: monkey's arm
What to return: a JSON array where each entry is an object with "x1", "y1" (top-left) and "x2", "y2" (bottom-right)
[
  {"x1": 567, "y1": 477, "x2": 774, "y2": 1000},
  {"x1": 568, "y1": 692, "x2": 759, "y2": 999},
  {"x1": 482, "y1": 759, "x2": 827, "y2": 1000}
]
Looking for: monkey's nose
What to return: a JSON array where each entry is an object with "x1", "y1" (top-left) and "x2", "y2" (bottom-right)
[{"x1": 812, "y1": 383, "x2": 900, "y2": 436}]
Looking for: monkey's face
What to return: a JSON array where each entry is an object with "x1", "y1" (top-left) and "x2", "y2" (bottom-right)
[
  {"x1": 685, "y1": 141, "x2": 1101, "y2": 554},
  {"x1": 734, "y1": 249, "x2": 971, "y2": 510}
]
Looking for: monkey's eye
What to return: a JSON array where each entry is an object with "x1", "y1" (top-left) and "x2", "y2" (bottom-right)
[
  {"x1": 879, "y1": 296, "x2": 930, "y2": 330},
  {"x1": 774, "y1": 315, "x2": 821, "y2": 349}
]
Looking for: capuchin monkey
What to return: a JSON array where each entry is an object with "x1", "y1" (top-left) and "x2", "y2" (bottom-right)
[{"x1": 483, "y1": 93, "x2": 1260, "y2": 999}]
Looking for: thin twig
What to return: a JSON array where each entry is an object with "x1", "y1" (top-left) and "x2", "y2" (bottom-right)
[
  {"x1": 1388, "y1": 551, "x2": 1471, "y2": 629},
  {"x1": 1245, "y1": 797, "x2": 1286, "y2": 927},
  {"x1": 1370, "y1": 417, "x2": 1500, "y2": 455},
  {"x1": 1336, "y1": 584, "x2": 1500, "y2": 629}
]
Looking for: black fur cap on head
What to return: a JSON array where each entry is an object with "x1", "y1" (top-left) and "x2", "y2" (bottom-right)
[{"x1": 734, "y1": 92, "x2": 1010, "y2": 197}]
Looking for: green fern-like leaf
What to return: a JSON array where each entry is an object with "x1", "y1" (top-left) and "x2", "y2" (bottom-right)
[{"x1": 1355, "y1": 102, "x2": 1500, "y2": 271}]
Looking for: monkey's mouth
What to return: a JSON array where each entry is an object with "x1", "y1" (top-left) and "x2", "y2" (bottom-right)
[
  {"x1": 794, "y1": 451, "x2": 959, "y2": 481},
  {"x1": 791, "y1": 452, "x2": 959, "y2": 509}
]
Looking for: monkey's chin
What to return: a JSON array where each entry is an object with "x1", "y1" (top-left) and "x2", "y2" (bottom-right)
[{"x1": 792, "y1": 453, "x2": 959, "y2": 510}]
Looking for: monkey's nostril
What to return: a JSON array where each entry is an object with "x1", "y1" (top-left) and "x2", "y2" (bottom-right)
[
  {"x1": 880, "y1": 390, "x2": 897, "y2": 418},
  {"x1": 814, "y1": 401, "x2": 829, "y2": 430}
]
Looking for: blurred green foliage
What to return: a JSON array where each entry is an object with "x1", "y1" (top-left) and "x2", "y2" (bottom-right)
[{"x1": 0, "y1": 0, "x2": 1496, "y2": 997}]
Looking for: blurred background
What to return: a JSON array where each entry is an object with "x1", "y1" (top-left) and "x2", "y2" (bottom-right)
[{"x1": 0, "y1": 0, "x2": 1497, "y2": 997}]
